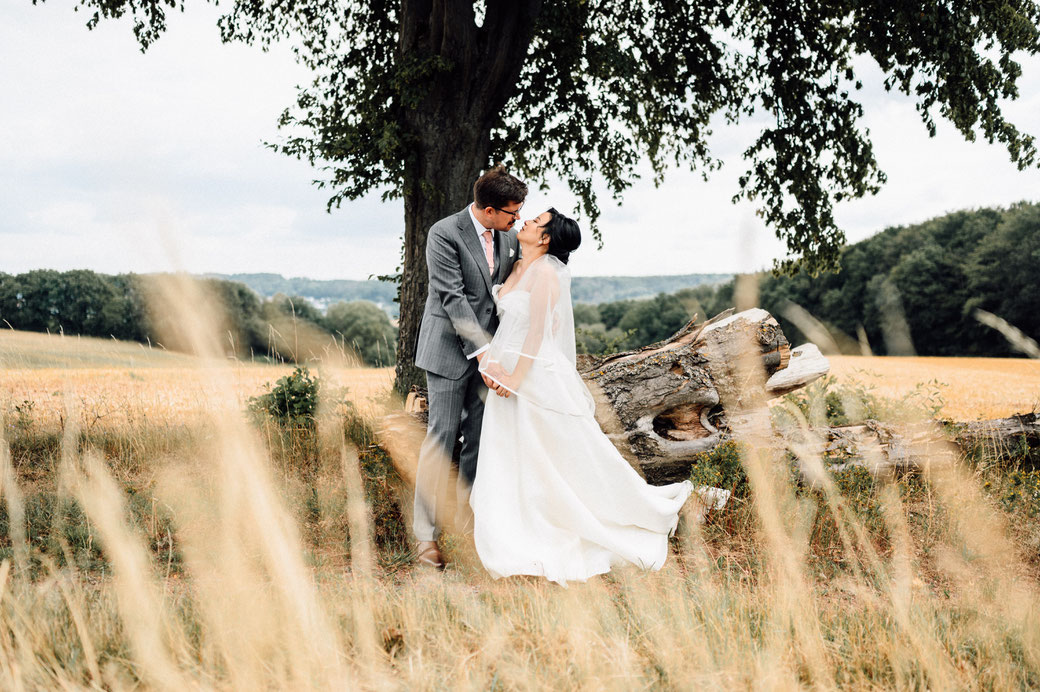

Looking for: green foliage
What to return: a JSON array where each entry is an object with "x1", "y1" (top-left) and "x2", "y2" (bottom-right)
[
  {"x1": 211, "y1": 273, "x2": 400, "y2": 317},
  {"x1": 325, "y1": 301, "x2": 398, "y2": 367},
  {"x1": 0, "y1": 270, "x2": 399, "y2": 367},
  {"x1": 577, "y1": 292, "x2": 692, "y2": 354},
  {"x1": 573, "y1": 203, "x2": 1039, "y2": 358},
  {"x1": 689, "y1": 441, "x2": 749, "y2": 500},
  {"x1": 572, "y1": 303, "x2": 601, "y2": 326},
  {"x1": 575, "y1": 325, "x2": 636, "y2": 356},
  {"x1": 617, "y1": 293, "x2": 692, "y2": 348},
  {"x1": 990, "y1": 469, "x2": 1040, "y2": 518},
  {"x1": 264, "y1": 293, "x2": 328, "y2": 330},
  {"x1": 248, "y1": 367, "x2": 323, "y2": 428},
  {"x1": 0, "y1": 269, "x2": 144, "y2": 341},
  {"x1": 0, "y1": 270, "x2": 267, "y2": 356},
  {"x1": 759, "y1": 202, "x2": 1040, "y2": 356},
  {"x1": 66, "y1": 0, "x2": 1040, "y2": 277}
]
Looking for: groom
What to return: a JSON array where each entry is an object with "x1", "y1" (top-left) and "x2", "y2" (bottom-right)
[{"x1": 412, "y1": 165, "x2": 526, "y2": 569}]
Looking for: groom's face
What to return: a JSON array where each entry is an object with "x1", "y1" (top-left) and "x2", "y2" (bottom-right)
[{"x1": 485, "y1": 201, "x2": 524, "y2": 232}]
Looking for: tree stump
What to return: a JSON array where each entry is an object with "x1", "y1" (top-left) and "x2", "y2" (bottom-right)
[{"x1": 579, "y1": 307, "x2": 829, "y2": 483}]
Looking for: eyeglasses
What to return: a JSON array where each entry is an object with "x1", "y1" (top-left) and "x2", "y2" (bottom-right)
[{"x1": 493, "y1": 203, "x2": 524, "y2": 218}]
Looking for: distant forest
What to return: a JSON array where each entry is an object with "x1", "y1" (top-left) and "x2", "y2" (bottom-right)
[
  {"x1": 575, "y1": 202, "x2": 1040, "y2": 358},
  {"x1": 0, "y1": 272, "x2": 397, "y2": 367},
  {"x1": 3, "y1": 202, "x2": 1036, "y2": 363},
  {"x1": 209, "y1": 271, "x2": 734, "y2": 317}
]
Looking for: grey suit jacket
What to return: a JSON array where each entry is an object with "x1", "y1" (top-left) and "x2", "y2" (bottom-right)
[{"x1": 415, "y1": 207, "x2": 520, "y2": 380}]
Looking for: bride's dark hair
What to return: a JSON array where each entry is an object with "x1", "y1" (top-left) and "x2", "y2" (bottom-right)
[{"x1": 541, "y1": 208, "x2": 581, "y2": 264}]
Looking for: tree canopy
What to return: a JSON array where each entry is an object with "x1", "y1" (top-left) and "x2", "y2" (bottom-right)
[
  {"x1": 42, "y1": 0, "x2": 1040, "y2": 388},
  {"x1": 56, "y1": 0, "x2": 1040, "y2": 270},
  {"x1": 576, "y1": 202, "x2": 1040, "y2": 358}
]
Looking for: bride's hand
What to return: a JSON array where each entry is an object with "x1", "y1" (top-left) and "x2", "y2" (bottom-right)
[{"x1": 485, "y1": 363, "x2": 514, "y2": 397}]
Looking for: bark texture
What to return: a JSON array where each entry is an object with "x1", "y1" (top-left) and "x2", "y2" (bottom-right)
[
  {"x1": 784, "y1": 413, "x2": 1040, "y2": 475},
  {"x1": 393, "y1": 0, "x2": 543, "y2": 395},
  {"x1": 579, "y1": 308, "x2": 827, "y2": 482}
]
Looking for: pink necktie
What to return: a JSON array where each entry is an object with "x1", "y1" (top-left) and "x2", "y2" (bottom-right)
[{"x1": 482, "y1": 230, "x2": 494, "y2": 273}]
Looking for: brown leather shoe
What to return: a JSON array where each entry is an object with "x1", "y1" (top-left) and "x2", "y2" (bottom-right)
[{"x1": 416, "y1": 540, "x2": 446, "y2": 570}]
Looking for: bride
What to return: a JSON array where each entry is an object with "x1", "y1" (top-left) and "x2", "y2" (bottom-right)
[{"x1": 470, "y1": 208, "x2": 693, "y2": 586}]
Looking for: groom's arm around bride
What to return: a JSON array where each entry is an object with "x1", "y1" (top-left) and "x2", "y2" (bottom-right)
[{"x1": 411, "y1": 165, "x2": 526, "y2": 568}]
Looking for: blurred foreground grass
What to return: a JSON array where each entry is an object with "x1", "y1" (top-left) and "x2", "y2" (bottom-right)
[{"x1": 0, "y1": 329, "x2": 1038, "y2": 689}]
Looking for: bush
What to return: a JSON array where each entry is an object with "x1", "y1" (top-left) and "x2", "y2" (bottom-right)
[
  {"x1": 248, "y1": 367, "x2": 322, "y2": 427},
  {"x1": 325, "y1": 300, "x2": 397, "y2": 367},
  {"x1": 689, "y1": 441, "x2": 749, "y2": 499},
  {"x1": 992, "y1": 469, "x2": 1040, "y2": 518}
]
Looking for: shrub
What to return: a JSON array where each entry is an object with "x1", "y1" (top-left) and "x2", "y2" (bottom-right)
[
  {"x1": 248, "y1": 367, "x2": 322, "y2": 428},
  {"x1": 689, "y1": 441, "x2": 749, "y2": 499},
  {"x1": 994, "y1": 469, "x2": 1040, "y2": 518}
]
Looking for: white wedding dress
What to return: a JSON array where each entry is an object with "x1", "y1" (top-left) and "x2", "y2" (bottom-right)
[{"x1": 471, "y1": 255, "x2": 693, "y2": 586}]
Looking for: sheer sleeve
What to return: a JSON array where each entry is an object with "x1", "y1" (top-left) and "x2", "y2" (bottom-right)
[
  {"x1": 479, "y1": 256, "x2": 593, "y2": 416},
  {"x1": 513, "y1": 260, "x2": 559, "y2": 374}
]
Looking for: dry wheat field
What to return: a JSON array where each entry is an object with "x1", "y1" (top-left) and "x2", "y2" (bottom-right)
[
  {"x1": 1, "y1": 314, "x2": 1039, "y2": 689},
  {"x1": 829, "y1": 354, "x2": 1040, "y2": 420}
]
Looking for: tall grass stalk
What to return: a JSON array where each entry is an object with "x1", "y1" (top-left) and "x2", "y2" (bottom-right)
[{"x1": 0, "y1": 275, "x2": 1036, "y2": 688}]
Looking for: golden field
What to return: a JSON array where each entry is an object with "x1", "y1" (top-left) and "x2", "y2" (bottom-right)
[
  {"x1": 1, "y1": 330, "x2": 396, "y2": 429},
  {"x1": 828, "y1": 354, "x2": 1040, "y2": 420},
  {"x1": 4, "y1": 330, "x2": 1036, "y2": 426},
  {"x1": 0, "y1": 326, "x2": 1039, "y2": 689}
]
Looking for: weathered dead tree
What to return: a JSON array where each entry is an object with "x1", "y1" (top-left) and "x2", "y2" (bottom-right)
[
  {"x1": 782, "y1": 413, "x2": 1040, "y2": 475},
  {"x1": 382, "y1": 307, "x2": 1034, "y2": 516},
  {"x1": 576, "y1": 308, "x2": 829, "y2": 482}
]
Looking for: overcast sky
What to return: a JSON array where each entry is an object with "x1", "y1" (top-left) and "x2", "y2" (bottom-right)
[{"x1": 2, "y1": 3, "x2": 1039, "y2": 280}]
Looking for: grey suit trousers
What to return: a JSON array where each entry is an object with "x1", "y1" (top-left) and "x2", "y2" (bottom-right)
[
  {"x1": 411, "y1": 207, "x2": 518, "y2": 542},
  {"x1": 412, "y1": 366, "x2": 487, "y2": 541}
]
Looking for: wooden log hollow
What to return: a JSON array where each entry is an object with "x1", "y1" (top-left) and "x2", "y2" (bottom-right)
[{"x1": 580, "y1": 308, "x2": 829, "y2": 483}]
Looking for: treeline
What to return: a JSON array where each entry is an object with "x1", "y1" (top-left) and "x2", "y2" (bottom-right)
[
  {"x1": 207, "y1": 273, "x2": 399, "y2": 312},
  {"x1": 214, "y1": 271, "x2": 734, "y2": 319},
  {"x1": 577, "y1": 202, "x2": 1040, "y2": 357},
  {"x1": 0, "y1": 271, "x2": 397, "y2": 366}
]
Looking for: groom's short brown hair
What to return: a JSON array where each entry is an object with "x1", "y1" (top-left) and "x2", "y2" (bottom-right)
[{"x1": 474, "y1": 165, "x2": 528, "y2": 209}]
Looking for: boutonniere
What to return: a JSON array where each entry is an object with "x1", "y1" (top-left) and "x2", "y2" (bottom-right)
[{"x1": 509, "y1": 248, "x2": 515, "y2": 258}]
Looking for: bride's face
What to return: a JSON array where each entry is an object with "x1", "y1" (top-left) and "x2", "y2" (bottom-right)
[{"x1": 519, "y1": 212, "x2": 552, "y2": 246}]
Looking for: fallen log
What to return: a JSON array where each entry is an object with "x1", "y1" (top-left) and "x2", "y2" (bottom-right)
[
  {"x1": 579, "y1": 308, "x2": 829, "y2": 482},
  {"x1": 778, "y1": 413, "x2": 1040, "y2": 475}
]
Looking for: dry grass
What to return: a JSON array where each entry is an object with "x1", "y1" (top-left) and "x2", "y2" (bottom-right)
[
  {"x1": 829, "y1": 354, "x2": 1040, "y2": 420},
  {"x1": 1, "y1": 330, "x2": 395, "y2": 429},
  {"x1": 1, "y1": 308, "x2": 1039, "y2": 689}
]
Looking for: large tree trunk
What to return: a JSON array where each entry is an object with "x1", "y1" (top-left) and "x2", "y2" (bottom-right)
[
  {"x1": 394, "y1": 130, "x2": 489, "y2": 395},
  {"x1": 393, "y1": 0, "x2": 543, "y2": 396}
]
